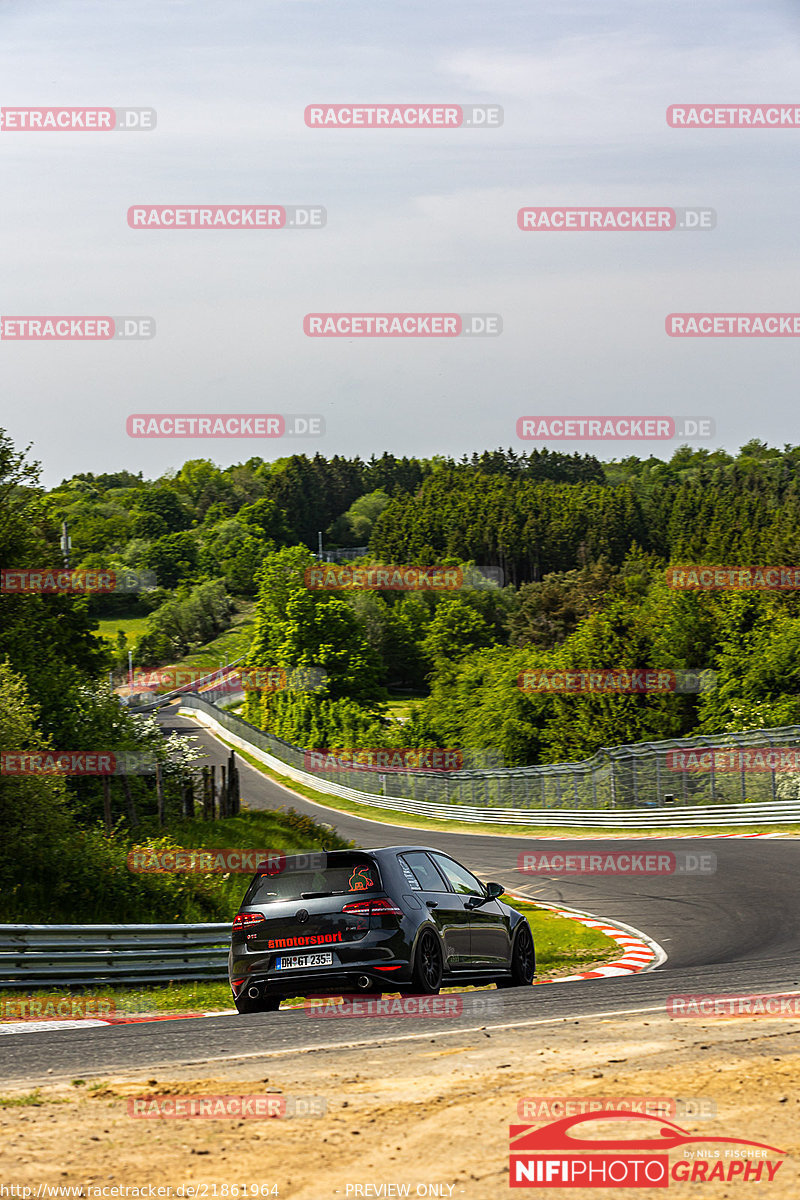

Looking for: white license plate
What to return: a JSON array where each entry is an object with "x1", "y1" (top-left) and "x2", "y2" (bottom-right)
[{"x1": 275, "y1": 952, "x2": 334, "y2": 970}]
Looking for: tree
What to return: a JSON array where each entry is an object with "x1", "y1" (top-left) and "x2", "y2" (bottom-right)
[
  {"x1": 421, "y1": 597, "x2": 494, "y2": 664},
  {"x1": 141, "y1": 532, "x2": 200, "y2": 590}
]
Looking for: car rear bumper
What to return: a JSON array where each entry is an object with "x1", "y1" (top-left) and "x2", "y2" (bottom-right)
[{"x1": 232, "y1": 963, "x2": 412, "y2": 997}]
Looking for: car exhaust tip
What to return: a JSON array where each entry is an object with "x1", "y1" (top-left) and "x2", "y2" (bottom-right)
[
  {"x1": 247, "y1": 985, "x2": 261, "y2": 999},
  {"x1": 356, "y1": 975, "x2": 371, "y2": 990}
]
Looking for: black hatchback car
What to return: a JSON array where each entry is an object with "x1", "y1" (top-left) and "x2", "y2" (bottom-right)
[{"x1": 229, "y1": 845, "x2": 535, "y2": 1012}]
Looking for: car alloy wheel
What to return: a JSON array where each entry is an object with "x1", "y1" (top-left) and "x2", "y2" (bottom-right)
[
  {"x1": 498, "y1": 923, "x2": 535, "y2": 987},
  {"x1": 412, "y1": 928, "x2": 443, "y2": 994}
]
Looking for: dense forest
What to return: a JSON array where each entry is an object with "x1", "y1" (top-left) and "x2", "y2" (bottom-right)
[
  {"x1": 3, "y1": 430, "x2": 800, "y2": 916},
  {"x1": 13, "y1": 433, "x2": 800, "y2": 760}
]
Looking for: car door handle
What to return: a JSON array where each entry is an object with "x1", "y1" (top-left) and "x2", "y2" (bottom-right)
[{"x1": 426, "y1": 900, "x2": 438, "y2": 909}]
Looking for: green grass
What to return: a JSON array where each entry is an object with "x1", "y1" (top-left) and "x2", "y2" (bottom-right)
[
  {"x1": 192, "y1": 727, "x2": 800, "y2": 839},
  {"x1": 0, "y1": 1089, "x2": 68, "y2": 1107},
  {"x1": 502, "y1": 895, "x2": 618, "y2": 975},
  {"x1": 384, "y1": 691, "x2": 427, "y2": 721},
  {"x1": 153, "y1": 607, "x2": 256, "y2": 688},
  {"x1": 95, "y1": 615, "x2": 150, "y2": 645},
  {"x1": 117, "y1": 807, "x2": 354, "y2": 920},
  {"x1": 173, "y1": 809, "x2": 348, "y2": 855}
]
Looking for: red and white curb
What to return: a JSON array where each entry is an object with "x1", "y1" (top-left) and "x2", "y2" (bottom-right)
[{"x1": 508, "y1": 894, "x2": 667, "y2": 983}]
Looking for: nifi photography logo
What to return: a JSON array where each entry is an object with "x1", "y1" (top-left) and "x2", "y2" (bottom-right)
[{"x1": 508, "y1": 1111, "x2": 786, "y2": 1187}]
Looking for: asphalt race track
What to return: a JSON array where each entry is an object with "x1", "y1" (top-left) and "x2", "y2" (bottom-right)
[{"x1": 4, "y1": 706, "x2": 799, "y2": 1085}]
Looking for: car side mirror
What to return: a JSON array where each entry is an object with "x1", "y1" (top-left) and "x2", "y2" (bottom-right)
[{"x1": 467, "y1": 881, "x2": 504, "y2": 909}]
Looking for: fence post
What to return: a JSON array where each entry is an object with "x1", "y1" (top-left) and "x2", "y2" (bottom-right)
[
  {"x1": 155, "y1": 763, "x2": 165, "y2": 827},
  {"x1": 182, "y1": 781, "x2": 195, "y2": 819},
  {"x1": 120, "y1": 775, "x2": 139, "y2": 828},
  {"x1": 232, "y1": 762, "x2": 241, "y2": 815},
  {"x1": 102, "y1": 776, "x2": 112, "y2": 834}
]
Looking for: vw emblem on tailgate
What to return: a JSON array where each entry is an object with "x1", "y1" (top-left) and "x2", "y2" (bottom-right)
[{"x1": 296, "y1": 908, "x2": 309, "y2": 923}]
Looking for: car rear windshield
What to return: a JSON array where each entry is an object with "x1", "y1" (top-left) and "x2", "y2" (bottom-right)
[{"x1": 244, "y1": 854, "x2": 381, "y2": 905}]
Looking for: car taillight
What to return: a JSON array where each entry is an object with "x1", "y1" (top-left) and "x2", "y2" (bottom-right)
[
  {"x1": 341, "y1": 896, "x2": 403, "y2": 916},
  {"x1": 232, "y1": 912, "x2": 266, "y2": 931}
]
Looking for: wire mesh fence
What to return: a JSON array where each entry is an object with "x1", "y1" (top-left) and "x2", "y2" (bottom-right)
[{"x1": 180, "y1": 695, "x2": 800, "y2": 814}]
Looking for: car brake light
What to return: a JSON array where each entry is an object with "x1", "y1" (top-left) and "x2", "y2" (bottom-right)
[
  {"x1": 232, "y1": 912, "x2": 266, "y2": 931},
  {"x1": 341, "y1": 896, "x2": 403, "y2": 916}
]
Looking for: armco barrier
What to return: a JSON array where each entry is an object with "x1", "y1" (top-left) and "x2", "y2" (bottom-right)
[
  {"x1": 179, "y1": 695, "x2": 800, "y2": 826},
  {"x1": 0, "y1": 923, "x2": 230, "y2": 987}
]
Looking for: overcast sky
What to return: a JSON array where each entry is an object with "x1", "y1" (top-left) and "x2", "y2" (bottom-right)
[{"x1": 1, "y1": 0, "x2": 799, "y2": 485}]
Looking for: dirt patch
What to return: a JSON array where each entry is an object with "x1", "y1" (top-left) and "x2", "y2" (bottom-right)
[{"x1": 1, "y1": 1013, "x2": 798, "y2": 1198}]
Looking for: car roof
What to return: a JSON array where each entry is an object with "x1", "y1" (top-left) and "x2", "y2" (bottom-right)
[{"x1": 366, "y1": 845, "x2": 449, "y2": 854}]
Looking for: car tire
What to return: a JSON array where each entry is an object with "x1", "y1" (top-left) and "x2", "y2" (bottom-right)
[
  {"x1": 234, "y1": 991, "x2": 283, "y2": 1014},
  {"x1": 411, "y1": 928, "x2": 443, "y2": 994},
  {"x1": 496, "y1": 922, "x2": 535, "y2": 988}
]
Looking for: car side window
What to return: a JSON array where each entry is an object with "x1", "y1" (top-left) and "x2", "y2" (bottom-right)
[
  {"x1": 430, "y1": 854, "x2": 485, "y2": 896},
  {"x1": 400, "y1": 852, "x2": 450, "y2": 892}
]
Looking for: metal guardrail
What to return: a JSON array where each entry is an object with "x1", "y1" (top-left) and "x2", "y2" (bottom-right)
[
  {"x1": 180, "y1": 695, "x2": 800, "y2": 826},
  {"x1": 0, "y1": 923, "x2": 230, "y2": 987}
]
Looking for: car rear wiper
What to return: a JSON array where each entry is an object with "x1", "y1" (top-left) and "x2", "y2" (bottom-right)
[{"x1": 299, "y1": 890, "x2": 352, "y2": 899}]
